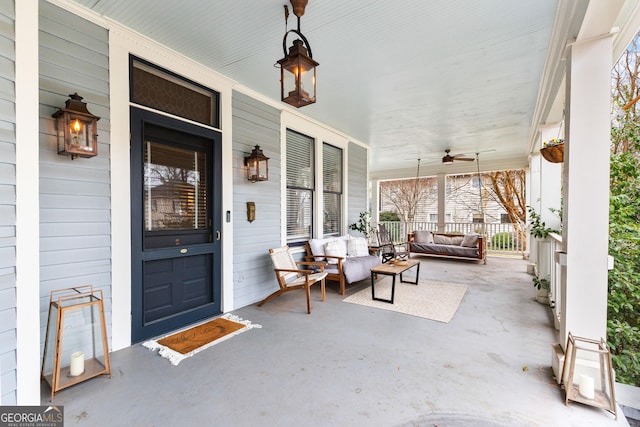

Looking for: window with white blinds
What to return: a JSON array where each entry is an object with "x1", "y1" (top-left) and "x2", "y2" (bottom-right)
[
  {"x1": 286, "y1": 129, "x2": 314, "y2": 244},
  {"x1": 323, "y1": 143, "x2": 343, "y2": 237}
]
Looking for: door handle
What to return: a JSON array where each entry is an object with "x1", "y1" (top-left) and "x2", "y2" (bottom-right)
[{"x1": 216, "y1": 230, "x2": 221, "y2": 241}]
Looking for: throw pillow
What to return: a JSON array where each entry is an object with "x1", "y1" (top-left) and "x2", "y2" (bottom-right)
[
  {"x1": 461, "y1": 234, "x2": 479, "y2": 248},
  {"x1": 413, "y1": 230, "x2": 433, "y2": 244},
  {"x1": 347, "y1": 236, "x2": 369, "y2": 257},
  {"x1": 451, "y1": 235, "x2": 464, "y2": 245},
  {"x1": 433, "y1": 234, "x2": 464, "y2": 245},
  {"x1": 308, "y1": 239, "x2": 326, "y2": 257},
  {"x1": 324, "y1": 240, "x2": 346, "y2": 264}
]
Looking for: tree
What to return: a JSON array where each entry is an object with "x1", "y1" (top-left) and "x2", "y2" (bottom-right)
[
  {"x1": 487, "y1": 170, "x2": 527, "y2": 247},
  {"x1": 379, "y1": 176, "x2": 437, "y2": 222},
  {"x1": 608, "y1": 31, "x2": 640, "y2": 386}
]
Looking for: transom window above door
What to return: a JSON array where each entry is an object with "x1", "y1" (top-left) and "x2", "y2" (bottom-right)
[{"x1": 130, "y1": 57, "x2": 220, "y2": 128}]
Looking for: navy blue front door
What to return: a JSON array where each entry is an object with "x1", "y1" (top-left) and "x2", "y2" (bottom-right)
[{"x1": 130, "y1": 107, "x2": 222, "y2": 342}]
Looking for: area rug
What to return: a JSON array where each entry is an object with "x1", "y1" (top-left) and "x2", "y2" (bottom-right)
[
  {"x1": 343, "y1": 278, "x2": 468, "y2": 323},
  {"x1": 142, "y1": 313, "x2": 261, "y2": 365}
]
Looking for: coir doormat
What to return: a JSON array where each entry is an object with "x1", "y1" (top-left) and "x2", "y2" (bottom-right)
[{"x1": 142, "y1": 313, "x2": 261, "y2": 365}]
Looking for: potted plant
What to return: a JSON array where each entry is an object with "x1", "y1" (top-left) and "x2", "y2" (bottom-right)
[
  {"x1": 540, "y1": 138, "x2": 564, "y2": 163},
  {"x1": 349, "y1": 211, "x2": 377, "y2": 243},
  {"x1": 532, "y1": 275, "x2": 551, "y2": 304}
]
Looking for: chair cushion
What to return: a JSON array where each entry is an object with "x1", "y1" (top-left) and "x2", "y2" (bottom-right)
[
  {"x1": 286, "y1": 272, "x2": 328, "y2": 287},
  {"x1": 324, "y1": 240, "x2": 346, "y2": 264},
  {"x1": 413, "y1": 230, "x2": 434, "y2": 244},
  {"x1": 461, "y1": 233, "x2": 480, "y2": 248},
  {"x1": 348, "y1": 236, "x2": 369, "y2": 257}
]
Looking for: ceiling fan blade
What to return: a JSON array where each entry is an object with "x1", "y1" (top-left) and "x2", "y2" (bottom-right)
[{"x1": 454, "y1": 157, "x2": 475, "y2": 162}]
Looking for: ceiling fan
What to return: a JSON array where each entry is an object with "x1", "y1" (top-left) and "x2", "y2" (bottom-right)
[{"x1": 442, "y1": 149, "x2": 475, "y2": 164}]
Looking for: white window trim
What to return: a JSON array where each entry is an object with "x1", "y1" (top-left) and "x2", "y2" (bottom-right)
[{"x1": 280, "y1": 111, "x2": 349, "y2": 246}]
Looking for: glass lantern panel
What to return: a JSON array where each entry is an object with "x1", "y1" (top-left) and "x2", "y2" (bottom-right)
[
  {"x1": 571, "y1": 347, "x2": 612, "y2": 400},
  {"x1": 257, "y1": 159, "x2": 268, "y2": 180},
  {"x1": 247, "y1": 159, "x2": 258, "y2": 181},
  {"x1": 42, "y1": 303, "x2": 60, "y2": 380},
  {"x1": 68, "y1": 116, "x2": 89, "y2": 148}
]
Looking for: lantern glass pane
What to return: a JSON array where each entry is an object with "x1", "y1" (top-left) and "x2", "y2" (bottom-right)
[
  {"x1": 247, "y1": 159, "x2": 258, "y2": 181},
  {"x1": 257, "y1": 159, "x2": 268, "y2": 180},
  {"x1": 68, "y1": 116, "x2": 91, "y2": 149}
]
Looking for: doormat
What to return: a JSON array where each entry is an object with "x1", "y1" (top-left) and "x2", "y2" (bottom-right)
[{"x1": 142, "y1": 313, "x2": 261, "y2": 365}]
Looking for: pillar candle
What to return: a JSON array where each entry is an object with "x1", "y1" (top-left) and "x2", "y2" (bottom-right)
[
  {"x1": 578, "y1": 374, "x2": 595, "y2": 399},
  {"x1": 69, "y1": 351, "x2": 85, "y2": 377}
]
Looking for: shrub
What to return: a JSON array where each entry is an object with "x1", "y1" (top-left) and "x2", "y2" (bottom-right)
[
  {"x1": 379, "y1": 211, "x2": 400, "y2": 221},
  {"x1": 491, "y1": 232, "x2": 513, "y2": 249}
]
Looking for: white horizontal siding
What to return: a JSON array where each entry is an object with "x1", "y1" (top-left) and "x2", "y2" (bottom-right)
[{"x1": 38, "y1": 2, "x2": 111, "y2": 363}]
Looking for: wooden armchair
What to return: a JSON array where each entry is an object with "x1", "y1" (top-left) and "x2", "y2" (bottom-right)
[{"x1": 258, "y1": 246, "x2": 328, "y2": 314}]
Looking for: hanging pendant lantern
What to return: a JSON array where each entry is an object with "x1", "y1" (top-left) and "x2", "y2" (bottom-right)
[{"x1": 277, "y1": 0, "x2": 318, "y2": 108}]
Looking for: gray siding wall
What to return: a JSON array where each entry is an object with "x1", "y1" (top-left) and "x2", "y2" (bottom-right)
[
  {"x1": 347, "y1": 142, "x2": 368, "y2": 227},
  {"x1": 232, "y1": 91, "x2": 281, "y2": 308},
  {"x1": 38, "y1": 2, "x2": 111, "y2": 350},
  {"x1": 0, "y1": 0, "x2": 16, "y2": 406}
]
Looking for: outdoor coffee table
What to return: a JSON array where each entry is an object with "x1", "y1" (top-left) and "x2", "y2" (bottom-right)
[{"x1": 370, "y1": 259, "x2": 420, "y2": 304}]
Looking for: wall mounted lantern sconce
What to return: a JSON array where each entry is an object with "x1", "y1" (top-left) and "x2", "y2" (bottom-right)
[
  {"x1": 52, "y1": 93, "x2": 100, "y2": 159},
  {"x1": 277, "y1": 0, "x2": 318, "y2": 108},
  {"x1": 244, "y1": 145, "x2": 269, "y2": 182}
]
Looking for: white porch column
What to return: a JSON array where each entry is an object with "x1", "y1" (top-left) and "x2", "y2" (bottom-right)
[
  {"x1": 527, "y1": 154, "x2": 541, "y2": 267},
  {"x1": 437, "y1": 173, "x2": 445, "y2": 232},
  {"x1": 370, "y1": 179, "x2": 380, "y2": 229},
  {"x1": 15, "y1": 0, "x2": 40, "y2": 404},
  {"x1": 539, "y1": 124, "x2": 563, "y2": 231},
  {"x1": 560, "y1": 35, "x2": 613, "y2": 347}
]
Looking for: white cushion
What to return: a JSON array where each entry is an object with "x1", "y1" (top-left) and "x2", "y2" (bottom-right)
[
  {"x1": 324, "y1": 240, "x2": 346, "y2": 264},
  {"x1": 308, "y1": 238, "x2": 327, "y2": 257},
  {"x1": 347, "y1": 236, "x2": 369, "y2": 257}
]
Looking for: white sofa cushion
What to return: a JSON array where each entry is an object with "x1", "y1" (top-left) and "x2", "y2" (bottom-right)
[
  {"x1": 324, "y1": 240, "x2": 347, "y2": 264},
  {"x1": 347, "y1": 236, "x2": 369, "y2": 257}
]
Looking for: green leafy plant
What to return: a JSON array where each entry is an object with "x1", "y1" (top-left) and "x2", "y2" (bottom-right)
[
  {"x1": 527, "y1": 206, "x2": 558, "y2": 239},
  {"x1": 349, "y1": 211, "x2": 376, "y2": 238},
  {"x1": 532, "y1": 275, "x2": 550, "y2": 290},
  {"x1": 607, "y1": 135, "x2": 640, "y2": 386}
]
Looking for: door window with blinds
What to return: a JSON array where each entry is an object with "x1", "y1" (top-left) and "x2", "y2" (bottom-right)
[
  {"x1": 144, "y1": 141, "x2": 208, "y2": 233},
  {"x1": 323, "y1": 143, "x2": 343, "y2": 237},
  {"x1": 286, "y1": 129, "x2": 314, "y2": 244}
]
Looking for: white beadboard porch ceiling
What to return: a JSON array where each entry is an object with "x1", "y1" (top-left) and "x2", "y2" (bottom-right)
[{"x1": 69, "y1": 0, "x2": 632, "y2": 177}]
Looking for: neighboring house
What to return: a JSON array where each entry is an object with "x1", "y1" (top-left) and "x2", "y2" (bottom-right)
[{"x1": 379, "y1": 174, "x2": 516, "y2": 224}]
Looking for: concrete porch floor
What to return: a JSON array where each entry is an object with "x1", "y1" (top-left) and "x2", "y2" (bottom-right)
[{"x1": 42, "y1": 256, "x2": 630, "y2": 426}]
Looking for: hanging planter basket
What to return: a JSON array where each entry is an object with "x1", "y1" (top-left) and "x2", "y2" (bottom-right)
[{"x1": 540, "y1": 144, "x2": 564, "y2": 163}]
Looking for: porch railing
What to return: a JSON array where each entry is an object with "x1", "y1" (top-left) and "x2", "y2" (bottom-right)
[
  {"x1": 536, "y1": 233, "x2": 563, "y2": 329},
  {"x1": 378, "y1": 221, "x2": 526, "y2": 255}
]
